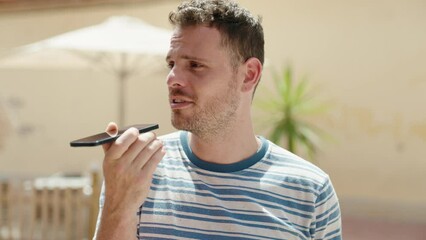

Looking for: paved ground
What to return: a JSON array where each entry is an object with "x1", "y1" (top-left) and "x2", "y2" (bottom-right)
[{"x1": 342, "y1": 216, "x2": 426, "y2": 240}]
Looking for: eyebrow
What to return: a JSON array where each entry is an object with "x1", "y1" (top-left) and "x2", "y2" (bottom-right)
[{"x1": 166, "y1": 54, "x2": 208, "y2": 63}]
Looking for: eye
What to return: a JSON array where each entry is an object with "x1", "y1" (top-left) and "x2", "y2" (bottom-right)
[
  {"x1": 189, "y1": 61, "x2": 203, "y2": 69},
  {"x1": 166, "y1": 61, "x2": 175, "y2": 69}
]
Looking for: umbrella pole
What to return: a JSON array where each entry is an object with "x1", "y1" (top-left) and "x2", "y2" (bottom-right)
[
  {"x1": 118, "y1": 71, "x2": 128, "y2": 127},
  {"x1": 117, "y1": 53, "x2": 130, "y2": 127}
]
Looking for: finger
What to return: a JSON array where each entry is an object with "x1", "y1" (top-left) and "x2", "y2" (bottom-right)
[
  {"x1": 106, "y1": 127, "x2": 139, "y2": 160},
  {"x1": 105, "y1": 122, "x2": 118, "y2": 135},
  {"x1": 122, "y1": 132, "x2": 156, "y2": 165},
  {"x1": 142, "y1": 145, "x2": 166, "y2": 176},
  {"x1": 102, "y1": 122, "x2": 118, "y2": 153},
  {"x1": 133, "y1": 139, "x2": 164, "y2": 170}
]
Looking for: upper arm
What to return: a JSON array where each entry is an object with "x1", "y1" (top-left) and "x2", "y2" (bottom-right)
[{"x1": 311, "y1": 178, "x2": 342, "y2": 240}]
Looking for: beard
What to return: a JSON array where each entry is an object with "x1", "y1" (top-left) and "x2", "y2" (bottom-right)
[{"x1": 170, "y1": 78, "x2": 240, "y2": 140}]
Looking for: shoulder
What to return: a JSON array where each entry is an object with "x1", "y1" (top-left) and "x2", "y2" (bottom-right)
[
  {"x1": 262, "y1": 138, "x2": 332, "y2": 194},
  {"x1": 262, "y1": 139, "x2": 342, "y2": 238},
  {"x1": 265, "y1": 139, "x2": 328, "y2": 177}
]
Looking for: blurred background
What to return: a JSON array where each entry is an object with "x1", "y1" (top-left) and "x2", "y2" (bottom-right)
[{"x1": 0, "y1": 0, "x2": 425, "y2": 239}]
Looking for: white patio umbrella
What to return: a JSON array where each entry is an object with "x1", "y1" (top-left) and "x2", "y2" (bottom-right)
[{"x1": 0, "y1": 16, "x2": 172, "y2": 125}]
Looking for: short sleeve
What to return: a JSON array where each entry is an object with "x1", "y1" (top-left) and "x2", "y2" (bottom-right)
[{"x1": 311, "y1": 178, "x2": 342, "y2": 240}]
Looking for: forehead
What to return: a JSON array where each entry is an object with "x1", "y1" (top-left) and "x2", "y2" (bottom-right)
[
  {"x1": 172, "y1": 25, "x2": 221, "y2": 45},
  {"x1": 168, "y1": 25, "x2": 229, "y2": 60}
]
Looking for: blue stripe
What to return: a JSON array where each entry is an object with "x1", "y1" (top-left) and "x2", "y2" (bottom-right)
[
  {"x1": 261, "y1": 159, "x2": 324, "y2": 178},
  {"x1": 325, "y1": 229, "x2": 342, "y2": 240},
  {"x1": 315, "y1": 181, "x2": 335, "y2": 208},
  {"x1": 155, "y1": 165, "x2": 320, "y2": 195},
  {"x1": 162, "y1": 139, "x2": 326, "y2": 186},
  {"x1": 143, "y1": 200, "x2": 291, "y2": 227},
  {"x1": 246, "y1": 167, "x2": 325, "y2": 192},
  {"x1": 152, "y1": 176, "x2": 315, "y2": 214},
  {"x1": 140, "y1": 226, "x2": 269, "y2": 240},
  {"x1": 153, "y1": 173, "x2": 315, "y2": 205},
  {"x1": 316, "y1": 201, "x2": 339, "y2": 220},
  {"x1": 140, "y1": 210, "x2": 308, "y2": 240},
  {"x1": 150, "y1": 184, "x2": 313, "y2": 219},
  {"x1": 160, "y1": 154, "x2": 324, "y2": 192},
  {"x1": 143, "y1": 197, "x2": 313, "y2": 234},
  {"x1": 151, "y1": 186, "x2": 313, "y2": 222},
  {"x1": 145, "y1": 197, "x2": 279, "y2": 215},
  {"x1": 142, "y1": 199, "x2": 311, "y2": 237},
  {"x1": 140, "y1": 222, "x2": 284, "y2": 240},
  {"x1": 160, "y1": 154, "x2": 325, "y2": 196},
  {"x1": 316, "y1": 207, "x2": 341, "y2": 230}
]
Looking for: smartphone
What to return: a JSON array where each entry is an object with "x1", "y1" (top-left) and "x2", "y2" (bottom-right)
[{"x1": 70, "y1": 123, "x2": 159, "y2": 147}]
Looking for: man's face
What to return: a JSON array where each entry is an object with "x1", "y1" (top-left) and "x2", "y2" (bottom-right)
[{"x1": 166, "y1": 25, "x2": 242, "y2": 138}]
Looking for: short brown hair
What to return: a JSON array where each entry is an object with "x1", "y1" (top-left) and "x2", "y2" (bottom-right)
[{"x1": 169, "y1": 0, "x2": 264, "y2": 69}]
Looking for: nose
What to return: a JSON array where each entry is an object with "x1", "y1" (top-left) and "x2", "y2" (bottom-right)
[{"x1": 166, "y1": 66, "x2": 185, "y2": 88}]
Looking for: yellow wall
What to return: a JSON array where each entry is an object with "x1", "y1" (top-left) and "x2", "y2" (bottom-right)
[{"x1": 1, "y1": 0, "x2": 425, "y2": 222}]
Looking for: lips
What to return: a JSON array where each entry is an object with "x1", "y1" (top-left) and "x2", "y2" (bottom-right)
[
  {"x1": 172, "y1": 98, "x2": 185, "y2": 103},
  {"x1": 169, "y1": 95, "x2": 194, "y2": 109}
]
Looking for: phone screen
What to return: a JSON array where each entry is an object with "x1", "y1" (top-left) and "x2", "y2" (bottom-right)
[{"x1": 70, "y1": 124, "x2": 159, "y2": 147}]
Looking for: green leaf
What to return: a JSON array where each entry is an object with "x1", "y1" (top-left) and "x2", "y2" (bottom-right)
[{"x1": 255, "y1": 65, "x2": 332, "y2": 162}]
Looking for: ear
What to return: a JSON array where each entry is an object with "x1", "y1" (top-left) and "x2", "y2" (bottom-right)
[{"x1": 241, "y1": 57, "x2": 262, "y2": 93}]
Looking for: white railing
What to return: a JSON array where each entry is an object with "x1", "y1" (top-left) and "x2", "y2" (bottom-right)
[{"x1": 0, "y1": 172, "x2": 100, "y2": 240}]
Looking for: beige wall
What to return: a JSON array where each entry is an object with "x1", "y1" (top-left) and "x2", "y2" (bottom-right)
[
  {"x1": 0, "y1": 1, "x2": 179, "y2": 177},
  {"x1": 1, "y1": 0, "x2": 425, "y2": 222}
]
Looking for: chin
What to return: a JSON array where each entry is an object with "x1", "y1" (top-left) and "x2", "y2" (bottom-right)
[{"x1": 171, "y1": 114, "x2": 187, "y2": 130}]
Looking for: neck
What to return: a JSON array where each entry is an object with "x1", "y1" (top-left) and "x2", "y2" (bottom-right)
[{"x1": 188, "y1": 115, "x2": 260, "y2": 165}]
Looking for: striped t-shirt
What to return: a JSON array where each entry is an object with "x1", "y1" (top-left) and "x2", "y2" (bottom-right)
[{"x1": 96, "y1": 131, "x2": 342, "y2": 239}]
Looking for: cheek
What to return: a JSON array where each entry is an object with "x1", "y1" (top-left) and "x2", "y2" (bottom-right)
[{"x1": 192, "y1": 70, "x2": 237, "y2": 97}]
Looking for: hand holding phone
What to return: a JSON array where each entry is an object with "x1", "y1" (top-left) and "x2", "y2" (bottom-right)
[
  {"x1": 96, "y1": 122, "x2": 165, "y2": 239},
  {"x1": 70, "y1": 123, "x2": 159, "y2": 147}
]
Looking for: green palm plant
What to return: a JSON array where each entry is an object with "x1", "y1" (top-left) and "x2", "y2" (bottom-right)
[{"x1": 255, "y1": 66, "x2": 329, "y2": 161}]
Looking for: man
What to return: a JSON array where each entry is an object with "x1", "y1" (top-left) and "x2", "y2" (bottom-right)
[{"x1": 94, "y1": 0, "x2": 342, "y2": 239}]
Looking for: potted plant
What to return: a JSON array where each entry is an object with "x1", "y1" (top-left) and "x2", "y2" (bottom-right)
[{"x1": 255, "y1": 65, "x2": 330, "y2": 161}]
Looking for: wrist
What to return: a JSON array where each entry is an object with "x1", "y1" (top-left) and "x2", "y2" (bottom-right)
[
  {"x1": 96, "y1": 203, "x2": 139, "y2": 240},
  {"x1": 103, "y1": 198, "x2": 140, "y2": 219}
]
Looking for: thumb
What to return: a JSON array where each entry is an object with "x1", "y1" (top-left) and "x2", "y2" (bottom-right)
[{"x1": 102, "y1": 122, "x2": 118, "y2": 153}]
